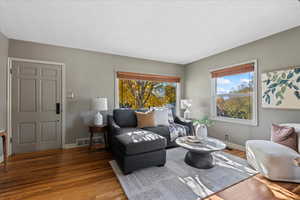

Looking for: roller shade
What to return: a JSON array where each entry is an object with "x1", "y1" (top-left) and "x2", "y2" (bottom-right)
[
  {"x1": 117, "y1": 71, "x2": 180, "y2": 83},
  {"x1": 211, "y1": 63, "x2": 254, "y2": 78}
]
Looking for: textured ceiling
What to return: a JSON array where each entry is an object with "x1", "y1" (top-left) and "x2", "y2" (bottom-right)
[{"x1": 1, "y1": 0, "x2": 300, "y2": 64}]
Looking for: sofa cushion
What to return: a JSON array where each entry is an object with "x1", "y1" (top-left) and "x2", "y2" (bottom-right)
[
  {"x1": 280, "y1": 123, "x2": 300, "y2": 153},
  {"x1": 142, "y1": 126, "x2": 170, "y2": 140},
  {"x1": 143, "y1": 124, "x2": 190, "y2": 145},
  {"x1": 271, "y1": 124, "x2": 298, "y2": 152},
  {"x1": 115, "y1": 130, "x2": 166, "y2": 155},
  {"x1": 113, "y1": 109, "x2": 137, "y2": 127},
  {"x1": 114, "y1": 127, "x2": 144, "y2": 135},
  {"x1": 153, "y1": 108, "x2": 170, "y2": 126},
  {"x1": 135, "y1": 110, "x2": 155, "y2": 128}
]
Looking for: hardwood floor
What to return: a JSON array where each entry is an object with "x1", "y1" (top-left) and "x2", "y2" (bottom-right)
[{"x1": 0, "y1": 147, "x2": 299, "y2": 200}]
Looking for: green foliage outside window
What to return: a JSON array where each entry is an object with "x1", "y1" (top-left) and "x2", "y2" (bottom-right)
[
  {"x1": 119, "y1": 79, "x2": 176, "y2": 109},
  {"x1": 216, "y1": 72, "x2": 254, "y2": 120}
]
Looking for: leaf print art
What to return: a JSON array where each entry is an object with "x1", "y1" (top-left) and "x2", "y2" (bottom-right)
[{"x1": 262, "y1": 67, "x2": 300, "y2": 109}]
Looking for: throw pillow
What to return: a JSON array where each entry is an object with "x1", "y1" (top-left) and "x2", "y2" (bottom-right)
[
  {"x1": 153, "y1": 108, "x2": 170, "y2": 126},
  {"x1": 167, "y1": 108, "x2": 174, "y2": 123},
  {"x1": 271, "y1": 124, "x2": 298, "y2": 152},
  {"x1": 135, "y1": 110, "x2": 155, "y2": 128}
]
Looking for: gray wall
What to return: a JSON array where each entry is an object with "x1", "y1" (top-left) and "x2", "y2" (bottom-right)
[
  {"x1": 6, "y1": 26, "x2": 300, "y2": 148},
  {"x1": 185, "y1": 26, "x2": 300, "y2": 146},
  {"x1": 8, "y1": 40, "x2": 184, "y2": 144},
  {"x1": 0, "y1": 31, "x2": 9, "y2": 159}
]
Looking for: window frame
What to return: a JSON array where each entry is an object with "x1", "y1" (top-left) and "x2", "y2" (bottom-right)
[
  {"x1": 210, "y1": 60, "x2": 258, "y2": 126},
  {"x1": 114, "y1": 71, "x2": 181, "y2": 116}
]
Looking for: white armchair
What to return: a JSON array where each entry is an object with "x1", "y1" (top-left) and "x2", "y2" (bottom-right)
[{"x1": 246, "y1": 123, "x2": 300, "y2": 183}]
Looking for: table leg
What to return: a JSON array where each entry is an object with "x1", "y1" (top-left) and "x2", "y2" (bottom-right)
[
  {"x1": 89, "y1": 131, "x2": 94, "y2": 150},
  {"x1": 2, "y1": 135, "x2": 7, "y2": 169},
  {"x1": 104, "y1": 131, "x2": 108, "y2": 150},
  {"x1": 185, "y1": 151, "x2": 214, "y2": 169}
]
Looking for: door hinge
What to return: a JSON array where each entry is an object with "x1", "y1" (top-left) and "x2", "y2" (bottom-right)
[
  {"x1": 10, "y1": 68, "x2": 12, "y2": 74},
  {"x1": 10, "y1": 137, "x2": 13, "y2": 143}
]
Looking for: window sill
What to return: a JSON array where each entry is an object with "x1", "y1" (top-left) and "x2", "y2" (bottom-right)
[{"x1": 212, "y1": 116, "x2": 258, "y2": 126}]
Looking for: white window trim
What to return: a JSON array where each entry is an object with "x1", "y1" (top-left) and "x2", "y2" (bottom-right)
[
  {"x1": 210, "y1": 60, "x2": 258, "y2": 126},
  {"x1": 114, "y1": 71, "x2": 181, "y2": 116}
]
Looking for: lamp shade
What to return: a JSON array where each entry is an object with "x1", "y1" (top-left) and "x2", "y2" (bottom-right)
[{"x1": 92, "y1": 97, "x2": 108, "y2": 111}]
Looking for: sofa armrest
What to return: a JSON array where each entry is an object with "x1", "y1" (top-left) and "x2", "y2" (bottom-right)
[
  {"x1": 246, "y1": 140, "x2": 300, "y2": 177},
  {"x1": 108, "y1": 115, "x2": 120, "y2": 128},
  {"x1": 108, "y1": 115, "x2": 121, "y2": 149},
  {"x1": 174, "y1": 116, "x2": 194, "y2": 135}
]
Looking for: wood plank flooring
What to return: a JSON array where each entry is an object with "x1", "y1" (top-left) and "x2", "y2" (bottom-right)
[{"x1": 0, "y1": 147, "x2": 299, "y2": 200}]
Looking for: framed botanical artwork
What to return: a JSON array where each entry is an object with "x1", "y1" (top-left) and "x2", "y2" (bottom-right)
[{"x1": 262, "y1": 67, "x2": 300, "y2": 109}]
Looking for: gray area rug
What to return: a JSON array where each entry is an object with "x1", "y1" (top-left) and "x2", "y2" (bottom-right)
[{"x1": 110, "y1": 148, "x2": 257, "y2": 200}]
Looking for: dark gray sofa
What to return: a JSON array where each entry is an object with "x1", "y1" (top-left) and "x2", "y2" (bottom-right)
[{"x1": 108, "y1": 108, "x2": 193, "y2": 174}]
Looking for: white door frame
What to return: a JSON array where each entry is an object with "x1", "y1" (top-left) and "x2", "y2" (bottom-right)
[{"x1": 7, "y1": 57, "x2": 67, "y2": 155}]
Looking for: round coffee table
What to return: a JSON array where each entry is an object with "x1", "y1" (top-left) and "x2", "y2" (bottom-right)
[{"x1": 176, "y1": 136, "x2": 226, "y2": 169}]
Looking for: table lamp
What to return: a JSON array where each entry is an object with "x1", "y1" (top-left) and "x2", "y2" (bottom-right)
[
  {"x1": 180, "y1": 99, "x2": 192, "y2": 119},
  {"x1": 92, "y1": 97, "x2": 108, "y2": 126}
]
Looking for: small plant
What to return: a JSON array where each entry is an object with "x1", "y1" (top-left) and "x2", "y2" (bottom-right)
[{"x1": 193, "y1": 116, "x2": 215, "y2": 127}]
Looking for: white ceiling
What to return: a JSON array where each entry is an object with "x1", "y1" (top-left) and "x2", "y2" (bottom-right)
[{"x1": 1, "y1": 0, "x2": 300, "y2": 64}]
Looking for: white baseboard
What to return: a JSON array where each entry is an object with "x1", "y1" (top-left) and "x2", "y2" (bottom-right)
[
  {"x1": 222, "y1": 141, "x2": 245, "y2": 151},
  {"x1": 63, "y1": 143, "x2": 78, "y2": 149}
]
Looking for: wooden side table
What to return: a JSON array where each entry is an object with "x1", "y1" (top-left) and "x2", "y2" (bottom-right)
[
  {"x1": 88, "y1": 125, "x2": 108, "y2": 151},
  {"x1": 0, "y1": 130, "x2": 7, "y2": 169}
]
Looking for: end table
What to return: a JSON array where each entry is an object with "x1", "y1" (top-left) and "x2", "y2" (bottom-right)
[{"x1": 88, "y1": 125, "x2": 108, "y2": 151}]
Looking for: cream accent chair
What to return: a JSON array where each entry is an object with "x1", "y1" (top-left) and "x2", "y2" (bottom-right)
[{"x1": 246, "y1": 123, "x2": 300, "y2": 183}]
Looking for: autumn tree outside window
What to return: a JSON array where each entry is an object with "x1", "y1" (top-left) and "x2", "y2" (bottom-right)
[
  {"x1": 210, "y1": 60, "x2": 258, "y2": 126},
  {"x1": 116, "y1": 72, "x2": 180, "y2": 111}
]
